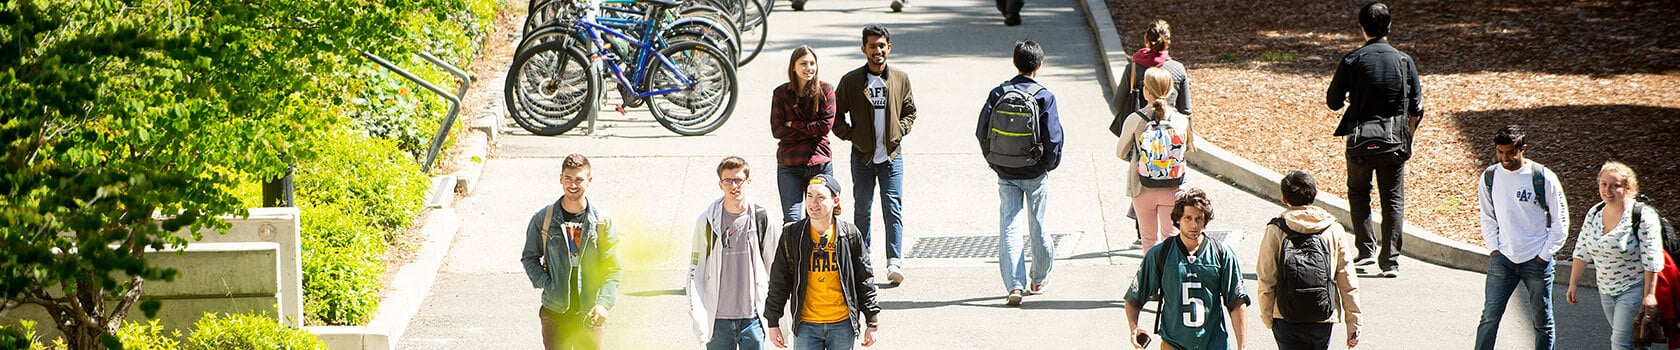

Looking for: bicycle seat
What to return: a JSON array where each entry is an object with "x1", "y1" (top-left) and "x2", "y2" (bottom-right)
[{"x1": 636, "y1": 0, "x2": 682, "y2": 10}]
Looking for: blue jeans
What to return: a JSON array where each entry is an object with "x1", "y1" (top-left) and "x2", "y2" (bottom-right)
[
  {"x1": 1474, "y1": 255, "x2": 1555, "y2": 350},
  {"x1": 998, "y1": 174, "x2": 1053, "y2": 292},
  {"x1": 706, "y1": 318, "x2": 765, "y2": 350},
  {"x1": 851, "y1": 152, "x2": 904, "y2": 266},
  {"x1": 1600, "y1": 288, "x2": 1641, "y2": 350},
  {"x1": 777, "y1": 162, "x2": 834, "y2": 223},
  {"x1": 793, "y1": 320, "x2": 854, "y2": 350}
]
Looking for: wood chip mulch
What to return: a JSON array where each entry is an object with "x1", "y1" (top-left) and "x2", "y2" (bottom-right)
[{"x1": 1105, "y1": 0, "x2": 1680, "y2": 256}]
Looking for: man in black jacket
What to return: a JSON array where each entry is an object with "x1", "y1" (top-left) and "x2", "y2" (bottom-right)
[
  {"x1": 1326, "y1": 1, "x2": 1424, "y2": 278},
  {"x1": 765, "y1": 174, "x2": 881, "y2": 349}
]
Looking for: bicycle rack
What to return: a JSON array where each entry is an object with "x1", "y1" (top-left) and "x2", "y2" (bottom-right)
[{"x1": 358, "y1": 50, "x2": 472, "y2": 174}]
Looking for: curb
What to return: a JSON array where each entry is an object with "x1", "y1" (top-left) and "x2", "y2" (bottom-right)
[
  {"x1": 1073, "y1": 0, "x2": 1590, "y2": 287},
  {"x1": 310, "y1": 208, "x2": 462, "y2": 349}
]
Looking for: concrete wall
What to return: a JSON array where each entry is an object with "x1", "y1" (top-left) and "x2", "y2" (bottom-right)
[{"x1": 0, "y1": 208, "x2": 303, "y2": 340}]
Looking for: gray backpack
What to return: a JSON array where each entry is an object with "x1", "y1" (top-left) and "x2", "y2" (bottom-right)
[{"x1": 984, "y1": 82, "x2": 1046, "y2": 167}]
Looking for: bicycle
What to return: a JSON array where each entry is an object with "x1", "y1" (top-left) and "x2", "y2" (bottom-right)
[{"x1": 506, "y1": 0, "x2": 738, "y2": 136}]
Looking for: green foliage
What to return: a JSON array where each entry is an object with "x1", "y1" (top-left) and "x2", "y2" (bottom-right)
[
  {"x1": 297, "y1": 131, "x2": 430, "y2": 238},
  {"x1": 0, "y1": 320, "x2": 48, "y2": 350},
  {"x1": 183, "y1": 313, "x2": 324, "y2": 350},
  {"x1": 0, "y1": 0, "x2": 461, "y2": 346},
  {"x1": 114, "y1": 320, "x2": 181, "y2": 350},
  {"x1": 299, "y1": 202, "x2": 387, "y2": 326},
  {"x1": 1259, "y1": 51, "x2": 1296, "y2": 62},
  {"x1": 1219, "y1": 53, "x2": 1242, "y2": 63}
]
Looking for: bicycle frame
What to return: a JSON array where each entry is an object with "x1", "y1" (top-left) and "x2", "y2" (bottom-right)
[{"x1": 574, "y1": 13, "x2": 696, "y2": 98}]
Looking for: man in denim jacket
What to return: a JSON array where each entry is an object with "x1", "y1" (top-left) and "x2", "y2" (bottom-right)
[{"x1": 522, "y1": 153, "x2": 623, "y2": 350}]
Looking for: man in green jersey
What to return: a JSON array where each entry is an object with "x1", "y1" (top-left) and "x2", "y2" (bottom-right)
[{"x1": 1125, "y1": 188, "x2": 1250, "y2": 350}]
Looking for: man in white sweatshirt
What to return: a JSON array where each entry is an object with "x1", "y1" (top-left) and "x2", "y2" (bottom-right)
[
  {"x1": 1473, "y1": 125, "x2": 1569, "y2": 350},
  {"x1": 688, "y1": 156, "x2": 782, "y2": 349}
]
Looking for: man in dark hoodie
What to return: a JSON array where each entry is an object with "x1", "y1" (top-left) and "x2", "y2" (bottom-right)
[
  {"x1": 976, "y1": 39, "x2": 1064, "y2": 306},
  {"x1": 765, "y1": 174, "x2": 881, "y2": 349}
]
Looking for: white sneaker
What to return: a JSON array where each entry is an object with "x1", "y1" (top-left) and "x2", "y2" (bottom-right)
[{"x1": 887, "y1": 265, "x2": 905, "y2": 284}]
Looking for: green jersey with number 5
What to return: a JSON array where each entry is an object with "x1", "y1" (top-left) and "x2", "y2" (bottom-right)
[{"x1": 1124, "y1": 236, "x2": 1251, "y2": 350}]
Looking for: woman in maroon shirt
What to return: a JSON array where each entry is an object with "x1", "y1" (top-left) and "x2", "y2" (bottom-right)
[{"x1": 772, "y1": 45, "x2": 836, "y2": 222}]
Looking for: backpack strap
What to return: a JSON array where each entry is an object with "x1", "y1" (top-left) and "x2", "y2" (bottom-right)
[
  {"x1": 1483, "y1": 167, "x2": 1496, "y2": 217},
  {"x1": 754, "y1": 204, "x2": 771, "y2": 253},
  {"x1": 1531, "y1": 162, "x2": 1552, "y2": 228},
  {"x1": 541, "y1": 205, "x2": 554, "y2": 268},
  {"x1": 1152, "y1": 235, "x2": 1178, "y2": 333}
]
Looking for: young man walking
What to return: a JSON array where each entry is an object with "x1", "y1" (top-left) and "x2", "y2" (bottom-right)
[
  {"x1": 1475, "y1": 125, "x2": 1568, "y2": 350},
  {"x1": 688, "y1": 157, "x2": 783, "y2": 349},
  {"x1": 1125, "y1": 188, "x2": 1250, "y2": 350},
  {"x1": 1325, "y1": 1, "x2": 1425, "y2": 278},
  {"x1": 765, "y1": 174, "x2": 881, "y2": 349},
  {"x1": 975, "y1": 39, "x2": 1063, "y2": 306},
  {"x1": 521, "y1": 154, "x2": 623, "y2": 350},
  {"x1": 833, "y1": 24, "x2": 917, "y2": 285},
  {"x1": 1257, "y1": 171, "x2": 1363, "y2": 350}
]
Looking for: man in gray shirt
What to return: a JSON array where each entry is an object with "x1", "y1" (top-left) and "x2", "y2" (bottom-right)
[{"x1": 687, "y1": 156, "x2": 782, "y2": 349}]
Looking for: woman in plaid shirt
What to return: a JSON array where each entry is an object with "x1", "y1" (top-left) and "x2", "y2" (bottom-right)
[{"x1": 771, "y1": 45, "x2": 837, "y2": 223}]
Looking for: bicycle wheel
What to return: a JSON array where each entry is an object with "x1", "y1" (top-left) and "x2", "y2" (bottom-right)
[
  {"x1": 670, "y1": 10, "x2": 742, "y2": 65},
  {"x1": 646, "y1": 41, "x2": 736, "y2": 136},
  {"x1": 505, "y1": 40, "x2": 600, "y2": 136},
  {"x1": 735, "y1": 0, "x2": 768, "y2": 66}
]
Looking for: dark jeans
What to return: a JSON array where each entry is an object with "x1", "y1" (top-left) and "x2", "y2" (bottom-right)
[
  {"x1": 539, "y1": 306, "x2": 601, "y2": 350},
  {"x1": 851, "y1": 152, "x2": 905, "y2": 265},
  {"x1": 777, "y1": 162, "x2": 834, "y2": 223},
  {"x1": 1346, "y1": 153, "x2": 1405, "y2": 270},
  {"x1": 1271, "y1": 319, "x2": 1333, "y2": 350},
  {"x1": 995, "y1": 0, "x2": 1023, "y2": 15}
]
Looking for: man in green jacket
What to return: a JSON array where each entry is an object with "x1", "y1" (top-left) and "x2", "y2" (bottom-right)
[
  {"x1": 522, "y1": 153, "x2": 623, "y2": 350},
  {"x1": 832, "y1": 24, "x2": 918, "y2": 286}
]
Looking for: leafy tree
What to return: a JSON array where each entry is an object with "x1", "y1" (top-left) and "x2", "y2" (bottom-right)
[{"x1": 0, "y1": 0, "x2": 452, "y2": 347}]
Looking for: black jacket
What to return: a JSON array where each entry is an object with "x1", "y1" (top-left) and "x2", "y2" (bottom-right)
[
  {"x1": 1327, "y1": 38, "x2": 1424, "y2": 136},
  {"x1": 764, "y1": 217, "x2": 880, "y2": 336}
]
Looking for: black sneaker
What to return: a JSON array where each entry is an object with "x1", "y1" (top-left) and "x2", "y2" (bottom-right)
[
  {"x1": 890, "y1": 0, "x2": 905, "y2": 12},
  {"x1": 791, "y1": 0, "x2": 805, "y2": 11},
  {"x1": 1379, "y1": 269, "x2": 1399, "y2": 278},
  {"x1": 1004, "y1": 13, "x2": 1021, "y2": 26}
]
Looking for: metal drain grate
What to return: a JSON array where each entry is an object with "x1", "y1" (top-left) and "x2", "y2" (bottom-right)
[{"x1": 906, "y1": 234, "x2": 1071, "y2": 259}]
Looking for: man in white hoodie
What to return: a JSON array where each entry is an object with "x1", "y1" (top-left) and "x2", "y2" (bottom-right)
[
  {"x1": 688, "y1": 156, "x2": 782, "y2": 349},
  {"x1": 1474, "y1": 125, "x2": 1568, "y2": 350},
  {"x1": 1256, "y1": 170, "x2": 1363, "y2": 350}
]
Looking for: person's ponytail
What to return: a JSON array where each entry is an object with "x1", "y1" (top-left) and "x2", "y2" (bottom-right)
[{"x1": 1151, "y1": 96, "x2": 1171, "y2": 120}]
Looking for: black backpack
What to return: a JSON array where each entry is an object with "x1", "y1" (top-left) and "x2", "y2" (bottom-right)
[
  {"x1": 1268, "y1": 218, "x2": 1336, "y2": 323},
  {"x1": 1632, "y1": 194, "x2": 1680, "y2": 259},
  {"x1": 983, "y1": 82, "x2": 1046, "y2": 168}
]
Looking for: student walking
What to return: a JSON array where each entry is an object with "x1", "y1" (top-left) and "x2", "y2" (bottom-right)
[
  {"x1": 1566, "y1": 161, "x2": 1664, "y2": 350},
  {"x1": 764, "y1": 174, "x2": 881, "y2": 349},
  {"x1": 772, "y1": 46, "x2": 837, "y2": 223},
  {"x1": 1109, "y1": 19, "x2": 1193, "y2": 249},
  {"x1": 1257, "y1": 171, "x2": 1364, "y2": 350},
  {"x1": 521, "y1": 154, "x2": 623, "y2": 350},
  {"x1": 1326, "y1": 1, "x2": 1425, "y2": 278},
  {"x1": 1118, "y1": 68, "x2": 1194, "y2": 250},
  {"x1": 1475, "y1": 125, "x2": 1568, "y2": 350},
  {"x1": 975, "y1": 40, "x2": 1064, "y2": 306},
  {"x1": 833, "y1": 24, "x2": 917, "y2": 285},
  {"x1": 1125, "y1": 188, "x2": 1250, "y2": 350},
  {"x1": 688, "y1": 157, "x2": 783, "y2": 349}
]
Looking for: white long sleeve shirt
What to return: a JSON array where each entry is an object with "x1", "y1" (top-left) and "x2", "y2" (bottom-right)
[{"x1": 1479, "y1": 160, "x2": 1570, "y2": 262}]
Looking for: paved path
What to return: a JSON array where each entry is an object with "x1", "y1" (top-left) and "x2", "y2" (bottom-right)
[{"x1": 400, "y1": 0, "x2": 1612, "y2": 348}]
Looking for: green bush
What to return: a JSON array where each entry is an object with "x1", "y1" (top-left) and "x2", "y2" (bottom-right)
[
  {"x1": 295, "y1": 130, "x2": 430, "y2": 237},
  {"x1": 183, "y1": 313, "x2": 324, "y2": 350},
  {"x1": 0, "y1": 320, "x2": 47, "y2": 350},
  {"x1": 299, "y1": 202, "x2": 387, "y2": 325},
  {"x1": 115, "y1": 320, "x2": 182, "y2": 350}
]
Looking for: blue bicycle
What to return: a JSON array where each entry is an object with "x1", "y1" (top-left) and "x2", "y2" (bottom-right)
[{"x1": 507, "y1": 0, "x2": 738, "y2": 136}]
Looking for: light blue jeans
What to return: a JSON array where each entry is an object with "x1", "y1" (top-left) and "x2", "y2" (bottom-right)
[
  {"x1": 706, "y1": 317, "x2": 765, "y2": 350},
  {"x1": 1474, "y1": 255, "x2": 1555, "y2": 350},
  {"x1": 998, "y1": 174, "x2": 1053, "y2": 292},
  {"x1": 793, "y1": 320, "x2": 854, "y2": 350},
  {"x1": 1600, "y1": 288, "x2": 1642, "y2": 350}
]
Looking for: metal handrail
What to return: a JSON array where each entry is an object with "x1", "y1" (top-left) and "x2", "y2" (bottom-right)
[{"x1": 359, "y1": 50, "x2": 473, "y2": 173}]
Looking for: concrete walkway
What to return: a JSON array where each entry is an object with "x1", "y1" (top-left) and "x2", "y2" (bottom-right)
[{"x1": 399, "y1": 0, "x2": 1612, "y2": 348}]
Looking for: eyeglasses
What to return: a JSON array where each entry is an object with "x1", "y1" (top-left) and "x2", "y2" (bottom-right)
[{"x1": 719, "y1": 178, "x2": 747, "y2": 186}]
